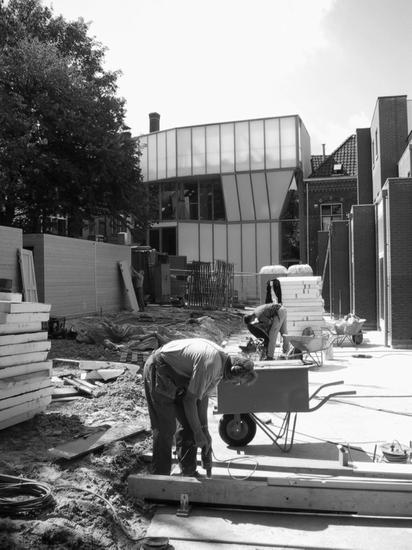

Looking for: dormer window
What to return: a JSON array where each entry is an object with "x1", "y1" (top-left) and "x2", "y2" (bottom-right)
[{"x1": 333, "y1": 163, "x2": 343, "y2": 174}]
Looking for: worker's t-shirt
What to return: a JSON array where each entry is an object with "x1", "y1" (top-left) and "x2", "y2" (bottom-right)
[
  {"x1": 254, "y1": 303, "x2": 281, "y2": 331},
  {"x1": 158, "y1": 338, "x2": 226, "y2": 399}
]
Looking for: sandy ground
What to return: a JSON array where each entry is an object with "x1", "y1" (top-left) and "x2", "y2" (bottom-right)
[{"x1": 0, "y1": 306, "x2": 245, "y2": 550}]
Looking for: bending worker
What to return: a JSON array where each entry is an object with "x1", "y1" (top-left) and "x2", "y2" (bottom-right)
[
  {"x1": 244, "y1": 303, "x2": 289, "y2": 360},
  {"x1": 143, "y1": 337, "x2": 257, "y2": 476}
]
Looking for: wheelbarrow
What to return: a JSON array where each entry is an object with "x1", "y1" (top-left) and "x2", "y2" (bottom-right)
[
  {"x1": 214, "y1": 365, "x2": 356, "y2": 452},
  {"x1": 283, "y1": 333, "x2": 332, "y2": 368},
  {"x1": 332, "y1": 316, "x2": 366, "y2": 346}
]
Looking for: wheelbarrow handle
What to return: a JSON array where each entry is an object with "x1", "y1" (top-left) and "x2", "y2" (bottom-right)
[
  {"x1": 309, "y1": 380, "x2": 344, "y2": 401},
  {"x1": 308, "y1": 390, "x2": 356, "y2": 412}
]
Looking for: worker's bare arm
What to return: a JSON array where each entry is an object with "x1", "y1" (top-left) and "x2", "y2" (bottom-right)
[{"x1": 183, "y1": 391, "x2": 209, "y2": 450}]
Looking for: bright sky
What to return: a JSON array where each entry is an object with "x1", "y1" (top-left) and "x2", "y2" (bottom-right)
[{"x1": 45, "y1": 0, "x2": 412, "y2": 155}]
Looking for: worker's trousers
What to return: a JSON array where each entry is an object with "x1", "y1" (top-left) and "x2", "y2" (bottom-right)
[
  {"x1": 143, "y1": 354, "x2": 197, "y2": 476},
  {"x1": 267, "y1": 306, "x2": 289, "y2": 358}
]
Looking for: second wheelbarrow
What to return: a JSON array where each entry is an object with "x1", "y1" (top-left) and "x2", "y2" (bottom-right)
[{"x1": 214, "y1": 364, "x2": 355, "y2": 452}]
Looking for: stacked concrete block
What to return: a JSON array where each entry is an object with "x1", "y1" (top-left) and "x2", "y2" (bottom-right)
[
  {"x1": 0, "y1": 293, "x2": 52, "y2": 430},
  {"x1": 277, "y1": 276, "x2": 325, "y2": 336}
]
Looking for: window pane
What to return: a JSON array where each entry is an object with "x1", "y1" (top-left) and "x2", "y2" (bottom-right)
[
  {"x1": 235, "y1": 121, "x2": 249, "y2": 172},
  {"x1": 199, "y1": 181, "x2": 213, "y2": 220},
  {"x1": 149, "y1": 182, "x2": 160, "y2": 219},
  {"x1": 161, "y1": 182, "x2": 177, "y2": 220},
  {"x1": 166, "y1": 130, "x2": 176, "y2": 178},
  {"x1": 280, "y1": 117, "x2": 296, "y2": 167},
  {"x1": 266, "y1": 170, "x2": 293, "y2": 219},
  {"x1": 251, "y1": 172, "x2": 269, "y2": 220},
  {"x1": 157, "y1": 132, "x2": 166, "y2": 179},
  {"x1": 192, "y1": 126, "x2": 206, "y2": 175},
  {"x1": 265, "y1": 118, "x2": 280, "y2": 169},
  {"x1": 220, "y1": 123, "x2": 234, "y2": 172},
  {"x1": 213, "y1": 179, "x2": 225, "y2": 220},
  {"x1": 138, "y1": 136, "x2": 148, "y2": 181},
  {"x1": 206, "y1": 125, "x2": 220, "y2": 173},
  {"x1": 148, "y1": 133, "x2": 157, "y2": 180},
  {"x1": 250, "y1": 120, "x2": 264, "y2": 170},
  {"x1": 222, "y1": 174, "x2": 240, "y2": 221},
  {"x1": 237, "y1": 173, "x2": 255, "y2": 221},
  {"x1": 178, "y1": 181, "x2": 198, "y2": 220},
  {"x1": 177, "y1": 128, "x2": 191, "y2": 176}
]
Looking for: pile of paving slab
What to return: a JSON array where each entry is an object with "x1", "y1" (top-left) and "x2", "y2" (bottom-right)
[{"x1": 0, "y1": 292, "x2": 51, "y2": 430}]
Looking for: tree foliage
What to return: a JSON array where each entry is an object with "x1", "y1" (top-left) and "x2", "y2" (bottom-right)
[{"x1": 0, "y1": 0, "x2": 154, "y2": 237}]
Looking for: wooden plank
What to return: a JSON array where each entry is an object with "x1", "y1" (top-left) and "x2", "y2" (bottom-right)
[
  {"x1": 0, "y1": 394, "x2": 51, "y2": 425},
  {"x1": 128, "y1": 474, "x2": 412, "y2": 518},
  {"x1": 118, "y1": 260, "x2": 139, "y2": 312},
  {"x1": 0, "y1": 312, "x2": 50, "y2": 324},
  {"x1": 0, "y1": 360, "x2": 52, "y2": 379},
  {"x1": 0, "y1": 292, "x2": 22, "y2": 302},
  {"x1": 0, "y1": 351, "x2": 49, "y2": 368},
  {"x1": 0, "y1": 396, "x2": 51, "y2": 431},
  {"x1": 52, "y1": 358, "x2": 136, "y2": 371},
  {"x1": 0, "y1": 322, "x2": 42, "y2": 335},
  {"x1": 0, "y1": 331, "x2": 48, "y2": 346},
  {"x1": 48, "y1": 421, "x2": 149, "y2": 459},
  {"x1": 0, "y1": 340, "x2": 51, "y2": 357},
  {"x1": 18, "y1": 248, "x2": 38, "y2": 302},
  {"x1": 0, "y1": 369, "x2": 51, "y2": 400},
  {"x1": 0, "y1": 302, "x2": 51, "y2": 313},
  {"x1": 0, "y1": 386, "x2": 53, "y2": 411},
  {"x1": 147, "y1": 507, "x2": 412, "y2": 550}
]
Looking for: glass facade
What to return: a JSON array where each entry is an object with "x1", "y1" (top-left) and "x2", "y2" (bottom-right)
[
  {"x1": 139, "y1": 115, "x2": 309, "y2": 299},
  {"x1": 139, "y1": 116, "x2": 301, "y2": 180}
]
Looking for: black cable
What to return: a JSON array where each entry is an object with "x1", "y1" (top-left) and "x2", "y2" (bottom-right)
[{"x1": 0, "y1": 473, "x2": 54, "y2": 516}]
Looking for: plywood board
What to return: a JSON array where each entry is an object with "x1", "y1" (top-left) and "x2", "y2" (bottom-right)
[
  {"x1": 147, "y1": 507, "x2": 412, "y2": 550},
  {"x1": 0, "y1": 302, "x2": 51, "y2": 313},
  {"x1": 0, "y1": 394, "x2": 51, "y2": 426},
  {"x1": 0, "y1": 312, "x2": 50, "y2": 324},
  {"x1": 0, "y1": 370, "x2": 51, "y2": 401},
  {"x1": 0, "y1": 360, "x2": 52, "y2": 380},
  {"x1": 128, "y1": 474, "x2": 412, "y2": 517},
  {"x1": 0, "y1": 351, "x2": 49, "y2": 368},
  {"x1": 18, "y1": 248, "x2": 38, "y2": 302},
  {"x1": 0, "y1": 340, "x2": 51, "y2": 357},
  {"x1": 0, "y1": 322, "x2": 42, "y2": 335},
  {"x1": 0, "y1": 331, "x2": 48, "y2": 347},
  {"x1": 0, "y1": 292, "x2": 22, "y2": 302},
  {"x1": 0, "y1": 386, "x2": 53, "y2": 411},
  {"x1": 118, "y1": 261, "x2": 139, "y2": 312},
  {"x1": 0, "y1": 396, "x2": 51, "y2": 430},
  {"x1": 48, "y1": 421, "x2": 148, "y2": 459}
]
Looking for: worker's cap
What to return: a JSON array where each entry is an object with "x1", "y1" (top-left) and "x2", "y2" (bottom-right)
[{"x1": 230, "y1": 356, "x2": 257, "y2": 386}]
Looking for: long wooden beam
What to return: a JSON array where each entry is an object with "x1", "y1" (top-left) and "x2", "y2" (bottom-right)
[{"x1": 128, "y1": 474, "x2": 412, "y2": 517}]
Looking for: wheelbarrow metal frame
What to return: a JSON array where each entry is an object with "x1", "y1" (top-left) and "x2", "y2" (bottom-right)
[{"x1": 216, "y1": 369, "x2": 356, "y2": 452}]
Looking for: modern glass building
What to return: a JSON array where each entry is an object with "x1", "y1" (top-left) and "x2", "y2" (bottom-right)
[{"x1": 139, "y1": 114, "x2": 311, "y2": 301}]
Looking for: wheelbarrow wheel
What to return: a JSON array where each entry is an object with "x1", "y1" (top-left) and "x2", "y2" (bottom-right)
[
  {"x1": 218, "y1": 414, "x2": 257, "y2": 447},
  {"x1": 352, "y1": 331, "x2": 363, "y2": 345}
]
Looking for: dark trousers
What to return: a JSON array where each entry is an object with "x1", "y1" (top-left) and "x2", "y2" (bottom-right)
[
  {"x1": 246, "y1": 322, "x2": 269, "y2": 348},
  {"x1": 143, "y1": 354, "x2": 197, "y2": 475}
]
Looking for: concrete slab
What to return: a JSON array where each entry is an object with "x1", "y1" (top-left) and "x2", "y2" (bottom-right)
[{"x1": 147, "y1": 507, "x2": 412, "y2": 550}]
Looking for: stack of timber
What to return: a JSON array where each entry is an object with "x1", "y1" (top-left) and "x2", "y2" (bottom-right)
[
  {"x1": 0, "y1": 293, "x2": 52, "y2": 430},
  {"x1": 277, "y1": 276, "x2": 325, "y2": 336}
]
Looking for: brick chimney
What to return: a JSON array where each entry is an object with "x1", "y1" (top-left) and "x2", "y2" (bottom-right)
[{"x1": 149, "y1": 112, "x2": 160, "y2": 133}]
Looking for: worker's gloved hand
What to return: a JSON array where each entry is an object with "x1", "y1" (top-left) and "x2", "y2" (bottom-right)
[{"x1": 193, "y1": 429, "x2": 209, "y2": 452}]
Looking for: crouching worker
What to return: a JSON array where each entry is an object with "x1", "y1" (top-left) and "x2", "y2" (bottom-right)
[
  {"x1": 244, "y1": 303, "x2": 290, "y2": 360},
  {"x1": 143, "y1": 338, "x2": 257, "y2": 476}
]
